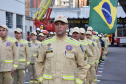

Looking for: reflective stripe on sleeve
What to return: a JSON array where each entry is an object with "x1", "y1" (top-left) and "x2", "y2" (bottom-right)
[
  {"x1": 19, "y1": 59, "x2": 26, "y2": 62},
  {"x1": 43, "y1": 74, "x2": 52, "y2": 80},
  {"x1": 63, "y1": 75, "x2": 74, "y2": 80},
  {"x1": 88, "y1": 64, "x2": 91, "y2": 69},
  {"x1": 27, "y1": 61, "x2": 30, "y2": 64},
  {"x1": 33, "y1": 54, "x2": 37, "y2": 57},
  {"x1": 76, "y1": 78, "x2": 83, "y2": 84},
  {"x1": 13, "y1": 64, "x2": 18, "y2": 68},
  {"x1": 38, "y1": 76, "x2": 43, "y2": 82},
  {"x1": 4, "y1": 60, "x2": 13, "y2": 63}
]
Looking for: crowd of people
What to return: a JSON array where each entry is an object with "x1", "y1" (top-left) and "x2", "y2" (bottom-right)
[{"x1": 0, "y1": 15, "x2": 109, "y2": 84}]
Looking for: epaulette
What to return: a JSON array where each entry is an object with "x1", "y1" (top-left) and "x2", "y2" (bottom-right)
[
  {"x1": 65, "y1": 37, "x2": 80, "y2": 46},
  {"x1": 20, "y1": 39, "x2": 28, "y2": 44},
  {"x1": 43, "y1": 37, "x2": 56, "y2": 45},
  {"x1": 7, "y1": 37, "x2": 17, "y2": 42},
  {"x1": 36, "y1": 40, "x2": 41, "y2": 44}
]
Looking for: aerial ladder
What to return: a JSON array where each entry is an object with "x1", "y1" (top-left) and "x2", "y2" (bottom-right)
[{"x1": 33, "y1": 0, "x2": 55, "y2": 32}]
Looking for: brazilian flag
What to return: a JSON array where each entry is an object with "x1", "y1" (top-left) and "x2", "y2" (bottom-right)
[{"x1": 89, "y1": 0, "x2": 117, "y2": 34}]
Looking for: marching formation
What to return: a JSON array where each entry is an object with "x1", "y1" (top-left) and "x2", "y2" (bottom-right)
[{"x1": 0, "y1": 15, "x2": 109, "y2": 84}]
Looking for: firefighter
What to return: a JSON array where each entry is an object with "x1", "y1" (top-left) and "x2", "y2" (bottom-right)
[
  {"x1": 87, "y1": 27, "x2": 101, "y2": 59},
  {"x1": 42, "y1": 30, "x2": 48, "y2": 39},
  {"x1": 85, "y1": 31, "x2": 97, "y2": 84},
  {"x1": 104, "y1": 34, "x2": 109, "y2": 55},
  {"x1": 101, "y1": 33, "x2": 106, "y2": 61},
  {"x1": 12, "y1": 28, "x2": 31, "y2": 84},
  {"x1": 72, "y1": 27, "x2": 93, "y2": 84},
  {"x1": 35, "y1": 15, "x2": 88, "y2": 84},
  {"x1": 38, "y1": 33, "x2": 44, "y2": 42},
  {"x1": 79, "y1": 28, "x2": 94, "y2": 84},
  {"x1": 28, "y1": 31, "x2": 41, "y2": 84},
  {"x1": 0, "y1": 25, "x2": 18, "y2": 84},
  {"x1": 98, "y1": 34, "x2": 105, "y2": 63}
]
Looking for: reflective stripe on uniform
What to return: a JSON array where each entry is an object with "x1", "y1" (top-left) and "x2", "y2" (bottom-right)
[
  {"x1": 4, "y1": 60, "x2": 13, "y2": 63},
  {"x1": 38, "y1": 76, "x2": 43, "y2": 82},
  {"x1": 33, "y1": 53, "x2": 38, "y2": 57},
  {"x1": 10, "y1": 76, "x2": 13, "y2": 79},
  {"x1": 92, "y1": 61, "x2": 95, "y2": 65},
  {"x1": 63, "y1": 75, "x2": 74, "y2": 80},
  {"x1": 43, "y1": 74, "x2": 52, "y2": 80},
  {"x1": 27, "y1": 61, "x2": 30, "y2": 64},
  {"x1": 43, "y1": 37, "x2": 56, "y2": 45},
  {"x1": 13, "y1": 64, "x2": 18, "y2": 68},
  {"x1": 23, "y1": 70, "x2": 25, "y2": 73},
  {"x1": 19, "y1": 59, "x2": 26, "y2": 62},
  {"x1": 65, "y1": 38, "x2": 79, "y2": 46},
  {"x1": 34, "y1": 80, "x2": 38, "y2": 83},
  {"x1": 94, "y1": 78, "x2": 97, "y2": 82},
  {"x1": 88, "y1": 64, "x2": 91, "y2": 69},
  {"x1": 29, "y1": 80, "x2": 34, "y2": 83},
  {"x1": 76, "y1": 78, "x2": 83, "y2": 84}
]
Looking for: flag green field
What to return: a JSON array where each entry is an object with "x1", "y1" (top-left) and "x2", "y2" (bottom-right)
[{"x1": 89, "y1": 0, "x2": 117, "y2": 34}]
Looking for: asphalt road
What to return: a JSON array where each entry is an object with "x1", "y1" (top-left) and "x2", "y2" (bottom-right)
[
  {"x1": 25, "y1": 47, "x2": 126, "y2": 84},
  {"x1": 97, "y1": 47, "x2": 126, "y2": 84}
]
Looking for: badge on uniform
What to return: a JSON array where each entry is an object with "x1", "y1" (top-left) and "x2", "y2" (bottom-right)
[
  {"x1": 28, "y1": 43, "x2": 31, "y2": 47},
  {"x1": 66, "y1": 45, "x2": 72, "y2": 51},
  {"x1": 6, "y1": 42, "x2": 10, "y2": 46},
  {"x1": 20, "y1": 44, "x2": 23, "y2": 47},
  {"x1": 35, "y1": 43, "x2": 38, "y2": 46},
  {"x1": 80, "y1": 44, "x2": 84, "y2": 53},
  {"x1": 47, "y1": 43, "x2": 52, "y2": 50}
]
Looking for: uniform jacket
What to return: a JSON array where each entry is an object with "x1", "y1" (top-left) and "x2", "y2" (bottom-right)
[
  {"x1": 35, "y1": 36, "x2": 88, "y2": 84},
  {"x1": 29, "y1": 40, "x2": 41, "y2": 64},
  {"x1": 18, "y1": 39, "x2": 31, "y2": 69},
  {"x1": 0, "y1": 36, "x2": 18, "y2": 72}
]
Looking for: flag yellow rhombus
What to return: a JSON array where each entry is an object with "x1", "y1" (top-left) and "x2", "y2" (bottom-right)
[{"x1": 93, "y1": 0, "x2": 117, "y2": 29}]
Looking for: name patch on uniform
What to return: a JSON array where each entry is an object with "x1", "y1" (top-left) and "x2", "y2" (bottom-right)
[
  {"x1": 66, "y1": 45, "x2": 72, "y2": 51},
  {"x1": 20, "y1": 44, "x2": 23, "y2": 47},
  {"x1": 6, "y1": 42, "x2": 10, "y2": 46},
  {"x1": 46, "y1": 50, "x2": 53, "y2": 53}
]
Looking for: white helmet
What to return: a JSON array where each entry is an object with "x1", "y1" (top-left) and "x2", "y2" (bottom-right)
[
  {"x1": 36, "y1": 28, "x2": 40, "y2": 31},
  {"x1": 50, "y1": 32, "x2": 53, "y2": 34}
]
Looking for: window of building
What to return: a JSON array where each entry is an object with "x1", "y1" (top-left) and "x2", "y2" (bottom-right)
[
  {"x1": 30, "y1": 26, "x2": 32, "y2": 32},
  {"x1": 6, "y1": 12, "x2": 13, "y2": 28},
  {"x1": 16, "y1": 14, "x2": 23, "y2": 29}
]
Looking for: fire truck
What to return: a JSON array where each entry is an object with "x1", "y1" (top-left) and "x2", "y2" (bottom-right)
[{"x1": 32, "y1": 0, "x2": 55, "y2": 32}]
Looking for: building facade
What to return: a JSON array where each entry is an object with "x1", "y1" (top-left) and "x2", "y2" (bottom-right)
[{"x1": 0, "y1": 0, "x2": 26, "y2": 38}]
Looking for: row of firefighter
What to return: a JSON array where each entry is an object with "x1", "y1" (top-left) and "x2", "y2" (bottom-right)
[{"x1": 0, "y1": 15, "x2": 109, "y2": 84}]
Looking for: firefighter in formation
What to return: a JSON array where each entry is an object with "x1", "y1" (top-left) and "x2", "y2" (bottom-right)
[{"x1": 0, "y1": 15, "x2": 109, "y2": 84}]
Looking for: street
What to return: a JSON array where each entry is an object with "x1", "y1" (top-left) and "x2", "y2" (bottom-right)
[
  {"x1": 97, "y1": 47, "x2": 126, "y2": 84},
  {"x1": 25, "y1": 47, "x2": 126, "y2": 84}
]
